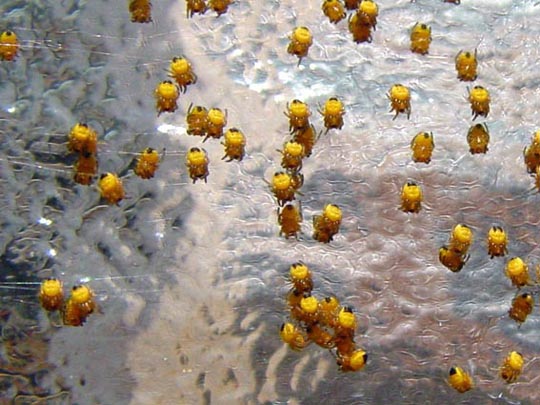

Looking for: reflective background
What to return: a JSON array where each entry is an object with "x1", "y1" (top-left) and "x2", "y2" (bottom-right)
[{"x1": 1, "y1": 0, "x2": 540, "y2": 403}]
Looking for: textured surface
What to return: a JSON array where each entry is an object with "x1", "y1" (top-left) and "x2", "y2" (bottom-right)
[{"x1": 2, "y1": 0, "x2": 540, "y2": 404}]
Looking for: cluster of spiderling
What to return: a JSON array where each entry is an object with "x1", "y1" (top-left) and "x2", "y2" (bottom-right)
[
  {"x1": 438, "y1": 223, "x2": 540, "y2": 325},
  {"x1": 67, "y1": 123, "x2": 99, "y2": 186},
  {"x1": 448, "y1": 350, "x2": 524, "y2": 393},
  {"x1": 128, "y1": 0, "x2": 234, "y2": 22},
  {"x1": 303, "y1": 1, "x2": 537, "y2": 394},
  {"x1": 321, "y1": 0, "x2": 379, "y2": 43},
  {"x1": 281, "y1": 12, "x2": 515, "y2": 385},
  {"x1": 2, "y1": 0, "x2": 250, "y2": 345},
  {"x1": 293, "y1": 2, "x2": 488, "y2": 161},
  {"x1": 39, "y1": 279, "x2": 97, "y2": 327},
  {"x1": 154, "y1": 55, "x2": 246, "y2": 183},
  {"x1": 3, "y1": 4, "x2": 247, "y2": 325},
  {"x1": 3, "y1": 0, "x2": 540, "y2": 398},
  {"x1": 287, "y1": 0, "x2": 379, "y2": 64},
  {"x1": 349, "y1": 0, "x2": 379, "y2": 43},
  {"x1": 395, "y1": 50, "x2": 490, "y2": 216},
  {"x1": 183, "y1": 106, "x2": 246, "y2": 183},
  {"x1": 185, "y1": 0, "x2": 233, "y2": 18},
  {"x1": 502, "y1": 254, "x2": 540, "y2": 328},
  {"x1": 154, "y1": 56, "x2": 208, "y2": 182},
  {"x1": 449, "y1": 332, "x2": 526, "y2": 391},
  {"x1": 448, "y1": 349, "x2": 526, "y2": 393},
  {"x1": 436, "y1": 221, "x2": 540, "y2": 390},
  {"x1": 271, "y1": 98, "x2": 345, "y2": 242},
  {"x1": 154, "y1": 56, "x2": 198, "y2": 116},
  {"x1": 272, "y1": 99, "x2": 311, "y2": 239},
  {"x1": 184, "y1": 104, "x2": 246, "y2": 181},
  {"x1": 280, "y1": 263, "x2": 367, "y2": 373},
  {"x1": 445, "y1": 251, "x2": 539, "y2": 391},
  {"x1": 392, "y1": 85, "x2": 421, "y2": 214},
  {"x1": 438, "y1": 224, "x2": 473, "y2": 273},
  {"x1": 371, "y1": 16, "x2": 491, "y2": 226},
  {"x1": 66, "y1": 122, "x2": 161, "y2": 205},
  {"x1": 390, "y1": 30, "x2": 488, "y2": 219}
]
